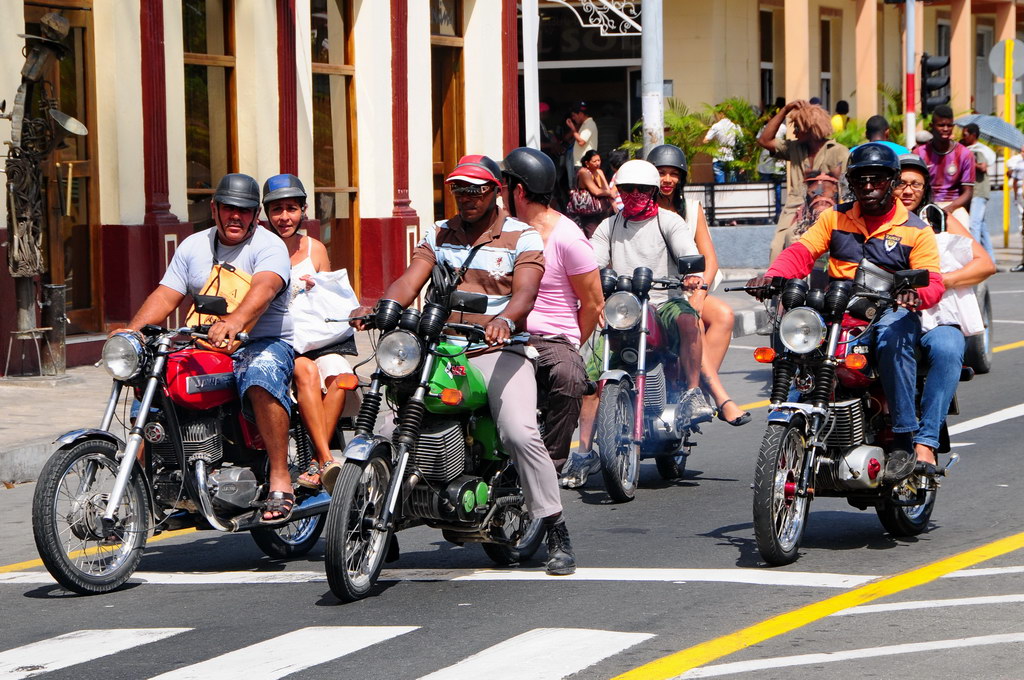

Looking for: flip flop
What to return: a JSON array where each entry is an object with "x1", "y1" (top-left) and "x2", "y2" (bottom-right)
[
  {"x1": 260, "y1": 490, "x2": 295, "y2": 524},
  {"x1": 716, "y1": 399, "x2": 751, "y2": 427},
  {"x1": 321, "y1": 460, "x2": 343, "y2": 495},
  {"x1": 296, "y1": 462, "x2": 322, "y2": 490}
]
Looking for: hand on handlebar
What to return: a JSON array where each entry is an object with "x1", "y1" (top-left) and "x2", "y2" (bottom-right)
[
  {"x1": 484, "y1": 319, "x2": 511, "y2": 346},
  {"x1": 896, "y1": 290, "x2": 920, "y2": 311},
  {"x1": 681, "y1": 274, "x2": 706, "y2": 292},
  {"x1": 743, "y1": 275, "x2": 774, "y2": 300},
  {"x1": 207, "y1": 316, "x2": 246, "y2": 350},
  {"x1": 349, "y1": 305, "x2": 375, "y2": 330}
]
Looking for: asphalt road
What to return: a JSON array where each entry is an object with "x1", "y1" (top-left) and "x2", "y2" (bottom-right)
[{"x1": 2, "y1": 273, "x2": 1024, "y2": 680}]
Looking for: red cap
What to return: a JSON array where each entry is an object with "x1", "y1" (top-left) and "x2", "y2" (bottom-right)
[{"x1": 445, "y1": 155, "x2": 502, "y2": 186}]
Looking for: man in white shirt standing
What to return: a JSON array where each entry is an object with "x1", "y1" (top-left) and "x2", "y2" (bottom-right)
[
  {"x1": 704, "y1": 107, "x2": 741, "y2": 183},
  {"x1": 567, "y1": 101, "x2": 598, "y2": 187},
  {"x1": 1008, "y1": 145, "x2": 1024, "y2": 272}
]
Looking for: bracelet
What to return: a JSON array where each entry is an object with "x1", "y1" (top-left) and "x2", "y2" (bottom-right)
[{"x1": 493, "y1": 315, "x2": 516, "y2": 333}]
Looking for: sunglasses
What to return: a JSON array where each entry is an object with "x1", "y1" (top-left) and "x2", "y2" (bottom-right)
[
  {"x1": 449, "y1": 184, "x2": 495, "y2": 197},
  {"x1": 617, "y1": 184, "x2": 653, "y2": 194},
  {"x1": 849, "y1": 174, "x2": 893, "y2": 188}
]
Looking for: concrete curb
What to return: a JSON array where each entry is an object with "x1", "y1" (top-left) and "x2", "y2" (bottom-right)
[{"x1": 1, "y1": 439, "x2": 56, "y2": 485}]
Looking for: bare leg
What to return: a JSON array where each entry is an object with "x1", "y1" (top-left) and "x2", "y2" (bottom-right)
[
  {"x1": 320, "y1": 375, "x2": 347, "y2": 452},
  {"x1": 578, "y1": 393, "x2": 599, "y2": 452},
  {"x1": 675, "y1": 311, "x2": 702, "y2": 390},
  {"x1": 914, "y1": 442, "x2": 937, "y2": 465},
  {"x1": 293, "y1": 357, "x2": 333, "y2": 466},
  {"x1": 248, "y1": 386, "x2": 292, "y2": 520},
  {"x1": 700, "y1": 295, "x2": 734, "y2": 372}
]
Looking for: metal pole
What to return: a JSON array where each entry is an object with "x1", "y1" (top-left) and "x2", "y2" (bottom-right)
[
  {"x1": 1004, "y1": 39, "x2": 1013, "y2": 249},
  {"x1": 641, "y1": 0, "x2": 663, "y2": 158},
  {"x1": 904, "y1": 0, "x2": 916, "y2": 149},
  {"x1": 522, "y1": 0, "x2": 540, "y2": 150},
  {"x1": 41, "y1": 283, "x2": 66, "y2": 375}
]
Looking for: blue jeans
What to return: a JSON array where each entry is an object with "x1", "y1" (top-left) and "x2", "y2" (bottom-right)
[
  {"x1": 915, "y1": 325, "x2": 965, "y2": 449},
  {"x1": 854, "y1": 307, "x2": 921, "y2": 435},
  {"x1": 712, "y1": 161, "x2": 736, "y2": 184},
  {"x1": 969, "y1": 195, "x2": 994, "y2": 260},
  {"x1": 232, "y1": 337, "x2": 295, "y2": 417}
]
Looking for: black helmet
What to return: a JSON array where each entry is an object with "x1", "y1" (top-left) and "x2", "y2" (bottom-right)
[
  {"x1": 646, "y1": 144, "x2": 688, "y2": 177},
  {"x1": 501, "y1": 147, "x2": 556, "y2": 194},
  {"x1": 846, "y1": 142, "x2": 900, "y2": 178},
  {"x1": 262, "y1": 173, "x2": 307, "y2": 210},
  {"x1": 897, "y1": 153, "x2": 928, "y2": 174},
  {"x1": 213, "y1": 173, "x2": 261, "y2": 209}
]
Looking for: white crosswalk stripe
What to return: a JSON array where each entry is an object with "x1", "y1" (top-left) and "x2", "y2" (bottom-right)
[
  {"x1": 416, "y1": 628, "x2": 655, "y2": 680},
  {"x1": 0, "y1": 628, "x2": 188, "y2": 680},
  {"x1": 147, "y1": 626, "x2": 418, "y2": 680}
]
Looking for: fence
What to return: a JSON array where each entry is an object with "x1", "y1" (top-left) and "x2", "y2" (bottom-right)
[{"x1": 683, "y1": 182, "x2": 782, "y2": 226}]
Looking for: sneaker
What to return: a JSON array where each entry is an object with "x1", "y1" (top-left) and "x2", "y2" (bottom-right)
[
  {"x1": 560, "y1": 451, "x2": 600, "y2": 489},
  {"x1": 544, "y1": 520, "x2": 577, "y2": 575},
  {"x1": 678, "y1": 388, "x2": 714, "y2": 428},
  {"x1": 1011, "y1": 262, "x2": 1024, "y2": 273}
]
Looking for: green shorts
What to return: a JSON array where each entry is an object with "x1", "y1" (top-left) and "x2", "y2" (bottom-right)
[{"x1": 583, "y1": 298, "x2": 699, "y2": 381}]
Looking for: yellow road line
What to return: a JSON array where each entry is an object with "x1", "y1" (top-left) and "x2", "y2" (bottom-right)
[
  {"x1": 993, "y1": 339, "x2": 1024, "y2": 353},
  {"x1": 738, "y1": 399, "x2": 771, "y2": 411},
  {"x1": 613, "y1": 530, "x2": 1024, "y2": 679},
  {"x1": 0, "y1": 528, "x2": 196, "y2": 574}
]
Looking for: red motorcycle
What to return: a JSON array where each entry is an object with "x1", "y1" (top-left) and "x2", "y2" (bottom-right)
[{"x1": 32, "y1": 309, "x2": 339, "y2": 594}]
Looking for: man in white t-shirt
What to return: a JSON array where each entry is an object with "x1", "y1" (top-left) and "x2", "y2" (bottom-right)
[
  {"x1": 1008, "y1": 145, "x2": 1024, "y2": 271},
  {"x1": 567, "y1": 101, "x2": 598, "y2": 185},
  {"x1": 704, "y1": 108, "x2": 741, "y2": 183}
]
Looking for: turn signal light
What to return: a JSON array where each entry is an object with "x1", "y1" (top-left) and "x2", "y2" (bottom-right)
[
  {"x1": 440, "y1": 388, "x2": 463, "y2": 406},
  {"x1": 844, "y1": 354, "x2": 868, "y2": 370},
  {"x1": 753, "y1": 347, "x2": 776, "y2": 363},
  {"x1": 336, "y1": 374, "x2": 360, "y2": 391}
]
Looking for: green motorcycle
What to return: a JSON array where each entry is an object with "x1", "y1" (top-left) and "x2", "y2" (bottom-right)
[{"x1": 323, "y1": 292, "x2": 545, "y2": 602}]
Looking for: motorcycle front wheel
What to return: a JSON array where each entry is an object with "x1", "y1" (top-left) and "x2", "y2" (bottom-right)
[
  {"x1": 876, "y1": 476, "x2": 936, "y2": 537},
  {"x1": 752, "y1": 419, "x2": 810, "y2": 566},
  {"x1": 32, "y1": 439, "x2": 150, "y2": 594},
  {"x1": 595, "y1": 382, "x2": 639, "y2": 502},
  {"x1": 251, "y1": 513, "x2": 326, "y2": 559},
  {"x1": 324, "y1": 454, "x2": 392, "y2": 602}
]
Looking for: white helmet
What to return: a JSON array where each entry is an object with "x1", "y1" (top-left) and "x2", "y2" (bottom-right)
[{"x1": 614, "y1": 159, "x2": 660, "y2": 187}]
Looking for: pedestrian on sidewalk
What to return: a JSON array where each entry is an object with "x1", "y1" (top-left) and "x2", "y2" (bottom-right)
[
  {"x1": 960, "y1": 123, "x2": 996, "y2": 260},
  {"x1": 704, "y1": 106, "x2": 741, "y2": 184},
  {"x1": 914, "y1": 105, "x2": 974, "y2": 229}
]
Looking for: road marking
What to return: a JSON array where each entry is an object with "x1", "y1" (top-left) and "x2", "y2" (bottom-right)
[
  {"x1": 0, "y1": 628, "x2": 188, "y2": 679},
  {"x1": 738, "y1": 399, "x2": 771, "y2": 411},
  {"x1": 993, "y1": 319, "x2": 1024, "y2": 324},
  {"x1": 989, "y1": 289, "x2": 1024, "y2": 294},
  {"x1": 417, "y1": 628, "x2": 654, "y2": 680},
  {"x1": 948, "y1": 403, "x2": 1024, "y2": 435},
  {"x1": 675, "y1": 632, "x2": 1024, "y2": 678},
  {"x1": 944, "y1": 565, "x2": 1024, "y2": 578},
  {"x1": 147, "y1": 626, "x2": 417, "y2": 680},
  {"x1": 729, "y1": 344, "x2": 760, "y2": 350},
  {"x1": 612, "y1": 530, "x2": 1024, "y2": 680},
  {"x1": 993, "y1": 339, "x2": 1024, "y2": 352},
  {"x1": 836, "y1": 593, "x2": 1024, "y2": 615},
  {"x1": 0, "y1": 527, "x2": 196, "y2": 574}
]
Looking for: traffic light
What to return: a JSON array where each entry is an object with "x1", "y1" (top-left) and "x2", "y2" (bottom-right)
[{"x1": 920, "y1": 52, "x2": 950, "y2": 116}]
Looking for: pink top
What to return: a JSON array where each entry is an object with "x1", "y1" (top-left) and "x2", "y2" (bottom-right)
[
  {"x1": 915, "y1": 143, "x2": 975, "y2": 202},
  {"x1": 526, "y1": 215, "x2": 599, "y2": 345}
]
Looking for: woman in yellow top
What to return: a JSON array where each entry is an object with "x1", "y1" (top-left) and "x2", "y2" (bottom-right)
[{"x1": 831, "y1": 100, "x2": 849, "y2": 133}]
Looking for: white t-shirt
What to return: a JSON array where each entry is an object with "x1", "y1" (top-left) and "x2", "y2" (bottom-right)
[
  {"x1": 572, "y1": 117, "x2": 599, "y2": 167},
  {"x1": 704, "y1": 117, "x2": 741, "y2": 162}
]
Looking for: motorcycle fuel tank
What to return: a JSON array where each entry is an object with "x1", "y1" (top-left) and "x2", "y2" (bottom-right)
[
  {"x1": 164, "y1": 349, "x2": 237, "y2": 410},
  {"x1": 425, "y1": 341, "x2": 488, "y2": 414}
]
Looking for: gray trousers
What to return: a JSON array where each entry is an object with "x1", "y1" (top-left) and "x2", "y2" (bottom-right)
[{"x1": 472, "y1": 346, "x2": 563, "y2": 519}]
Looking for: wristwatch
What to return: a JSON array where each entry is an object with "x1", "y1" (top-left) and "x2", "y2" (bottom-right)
[{"x1": 494, "y1": 315, "x2": 516, "y2": 333}]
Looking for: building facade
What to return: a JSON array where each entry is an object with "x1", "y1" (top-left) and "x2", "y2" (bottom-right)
[{"x1": 0, "y1": 0, "x2": 519, "y2": 374}]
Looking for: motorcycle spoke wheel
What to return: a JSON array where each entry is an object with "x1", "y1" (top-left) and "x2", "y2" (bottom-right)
[
  {"x1": 32, "y1": 440, "x2": 149, "y2": 594},
  {"x1": 876, "y1": 476, "x2": 936, "y2": 537},
  {"x1": 483, "y1": 498, "x2": 545, "y2": 566},
  {"x1": 752, "y1": 420, "x2": 809, "y2": 566},
  {"x1": 324, "y1": 456, "x2": 391, "y2": 602},
  {"x1": 250, "y1": 513, "x2": 326, "y2": 559},
  {"x1": 596, "y1": 382, "x2": 639, "y2": 502}
]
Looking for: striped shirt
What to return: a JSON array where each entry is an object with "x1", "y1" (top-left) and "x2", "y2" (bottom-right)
[{"x1": 412, "y1": 208, "x2": 544, "y2": 346}]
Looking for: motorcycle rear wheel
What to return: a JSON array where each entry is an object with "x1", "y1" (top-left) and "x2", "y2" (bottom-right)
[
  {"x1": 251, "y1": 513, "x2": 326, "y2": 559},
  {"x1": 752, "y1": 419, "x2": 810, "y2": 566},
  {"x1": 876, "y1": 476, "x2": 936, "y2": 537},
  {"x1": 483, "y1": 503, "x2": 545, "y2": 565},
  {"x1": 596, "y1": 382, "x2": 639, "y2": 502},
  {"x1": 655, "y1": 451, "x2": 688, "y2": 480},
  {"x1": 324, "y1": 454, "x2": 392, "y2": 602},
  {"x1": 32, "y1": 439, "x2": 149, "y2": 595}
]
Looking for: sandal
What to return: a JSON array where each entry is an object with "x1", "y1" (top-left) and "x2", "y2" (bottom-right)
[
  {"x1": 296, "y1": 462, "x2": 322, "y2": 490},
  {"x1": 320, "y1": 460, "x2": 343, "y2": 496},
  {"x1": 716, "y1": 399, "x2": 751, "y2": 427},
  {"x1": 260, "y1": 490, "x2": 295, "y2": 524}
]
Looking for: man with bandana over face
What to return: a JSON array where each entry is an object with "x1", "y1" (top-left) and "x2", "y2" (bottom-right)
[{"x1": 745, "y1": 143, "x2": 944, "y2": 482}]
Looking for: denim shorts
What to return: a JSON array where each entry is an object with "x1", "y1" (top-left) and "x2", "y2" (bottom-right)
[{"x1": 232, "y1": 337, "x2": 295, "y2": 417}]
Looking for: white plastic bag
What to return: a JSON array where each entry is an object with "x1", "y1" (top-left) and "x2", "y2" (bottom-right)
[
  {"x1": 289, "y1": 269, "x2": 360, "y2": 354},
  {"x1": 920, "y1": 233, "x2": 984, "y2": 336}
]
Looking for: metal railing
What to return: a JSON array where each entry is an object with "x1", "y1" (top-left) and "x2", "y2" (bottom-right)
[{"x1": 683, "y1": 182, "x2": 782, "y2": 226}]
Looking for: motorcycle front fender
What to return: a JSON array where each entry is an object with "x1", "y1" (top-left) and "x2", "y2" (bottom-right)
[
  {"x1": 766, "y1": 403, "x2": 824, "y2": 427},
  {"x1": 598, "y1": 369, "x2": 634, "y2": 388},
  {"x1": 343, "y1": 433, "x2": 394, "y2": 463},
  {"x1": 53, "y1": 428, "x2": 127, "y2": 452}
]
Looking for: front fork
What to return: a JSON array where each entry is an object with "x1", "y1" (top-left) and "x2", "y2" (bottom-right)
[{"x1": 632, "y1": 301, "x2": 650, "y2": 444}]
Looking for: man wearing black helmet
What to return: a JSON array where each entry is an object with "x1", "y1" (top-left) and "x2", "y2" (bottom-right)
[
  {"x1": 747, "y1": 143, "x2": 944, "y2": 481},
  {"x1": 117, "y1": 173, "x2": 296, "y2": 523},
  {"x1": 502, "y1": 146, "x2": 604, "y2": 473}
]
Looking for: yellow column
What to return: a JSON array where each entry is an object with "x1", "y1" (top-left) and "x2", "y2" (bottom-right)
[
  {"x1": 995, "y1": 1, "x2": 1017, "y2": 117},
  {"x1": 950, "y1": 0, "x2": 972, "y2": 115},
  {"x1": 784, "y1": 0, "x2": 810, "y2": 102},
  {"x1": 855, "y1": 0, "x2": 878, "y2": 119}
]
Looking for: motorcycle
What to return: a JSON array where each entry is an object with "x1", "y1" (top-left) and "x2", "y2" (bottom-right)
[
  {"x1": 323, "y1": 290, "x2": 545, "y2": 603},
  {"x1": 32, "y1": 297, "x2": 335, "y2": 595},
  {"x1": 592, "y1": 254, "x2": 709, "y2": 502},
  {"x1": 728, "y1": 263, "x2": 964, "y2": 566}
]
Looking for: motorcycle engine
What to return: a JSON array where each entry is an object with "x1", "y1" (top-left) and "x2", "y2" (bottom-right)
[
  {"x1": 207, "y1": 467, "x2": 259, "y2": 511},
  {"x1": 148, "y1": 415, "x2": 223, "y2": 468},
  {"x1": 818, "y1": 445, "x2": 885, "y2": 491},
  {"x1": 410, "y1": 420, "x2": 465, "y2": 483}
]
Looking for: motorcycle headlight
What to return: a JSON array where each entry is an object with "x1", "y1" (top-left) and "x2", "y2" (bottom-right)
[
  {"x1": 377, "y1": 330, "x2": 423, "y2": 379},
  {"x1": 605, "y1": 291, "x2": 642, "y2": 330},
  {"x1": 101, "y1": 332, "x2": 145, "y2": 380},
  {"x1": 779, "y1": 307, "x2": 827, "y2": 354}
]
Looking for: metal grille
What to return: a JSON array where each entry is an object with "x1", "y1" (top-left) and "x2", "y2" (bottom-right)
[
  {"x1": 150, "y1": 417, "x2": 222, "y2": 467},
  {"x1": 644, "y1": 363, "x2": 666, "y2": 413},
  {"x1": 410, "y1": 420, "x2": 465, "y2": 483},
  {"x1": 825, "y1": 398, "x2": 865, "y2": 448}
]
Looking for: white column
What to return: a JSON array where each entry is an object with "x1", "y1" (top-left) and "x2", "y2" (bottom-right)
[{"x1": 641, "y1": 0, "x2": 664, "y2": 157}]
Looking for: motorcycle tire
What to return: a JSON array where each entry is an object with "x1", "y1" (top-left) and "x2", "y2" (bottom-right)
[
  {"x1": 752, "y1": 418, "x2": 810, "y2": 566},
  {"x1": 32, "y1": 439, "x2": 150, "y2": 595},
  {"x1": 595, "y1": 382, "x2": 639, "y2": 503},
  {"x1": 655, "y1": 452, "x2": 688, "y2": 481},
  {"x1": 324, "y1": 454, "x2": 392, "y2": 603},
  {"x1": 876, "y1": 477, "x2": 936, "y2": 537},
  {"x1": 250, "y1": 513, "x2": 326, "y2": 559},
  {"x1": 963, "y1": 284, "x2": 992, "y2": 374},
  {"x1": 483, "y1": 507, "x2": 545, "y2": 566}
]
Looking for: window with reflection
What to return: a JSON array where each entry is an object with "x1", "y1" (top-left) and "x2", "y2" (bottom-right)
[{"x1": 183, "y1": 0, "x2": 235, "y2": 231}]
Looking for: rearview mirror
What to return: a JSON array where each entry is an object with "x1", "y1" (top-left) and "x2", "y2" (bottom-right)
[
  {"x1": 677, "y1": 254, "x2": 706, "y2": 276},
  {"x1": 194, "y1": 294, "x2": 229, "y2": 316},
  {"x1": 895, "y1": 269, "x2": 930, "y2": 290},
  {"x1": 450, "y1": 290, "x2": 489, "y2": 315}
]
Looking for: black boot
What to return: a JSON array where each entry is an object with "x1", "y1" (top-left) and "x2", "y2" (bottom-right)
[{"x1": 544, "y1": 519, "x2": 577, "y2": 576}]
